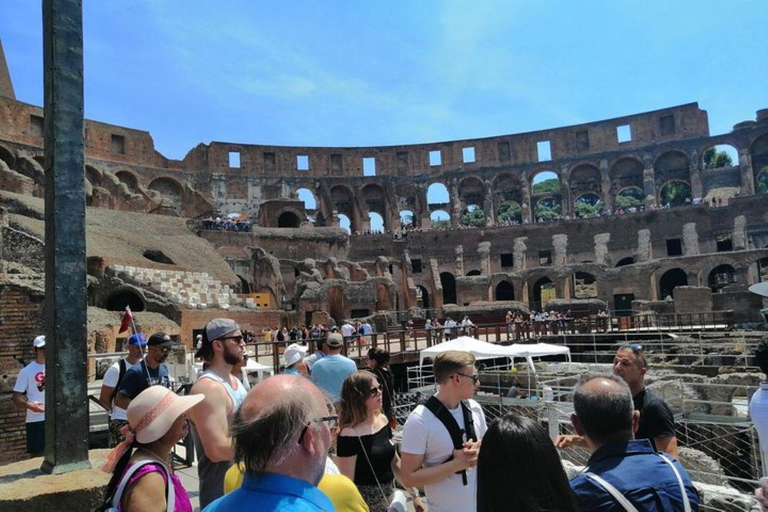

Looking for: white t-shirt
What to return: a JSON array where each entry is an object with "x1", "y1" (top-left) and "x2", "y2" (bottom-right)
[
  {"x1": 401, "y1": 398, "x2": 487, "y2": 512},
  {"x1": 102, "y1": 358, "x2": 142, "y2": 421},
  {"x1": 13, "y1": 361, "x2": 46, "y2": 423}
]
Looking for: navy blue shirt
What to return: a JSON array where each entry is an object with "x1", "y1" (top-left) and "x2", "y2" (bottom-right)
[
  {"x1": 116, "y1": 360, "x2": 171, "y2": 400},
  {"x1": 204, "y1": 472, "x2": 334, "y2": 511},
  {"x1": 570, "y1": 439, "x2": 699, "y2": 511}
]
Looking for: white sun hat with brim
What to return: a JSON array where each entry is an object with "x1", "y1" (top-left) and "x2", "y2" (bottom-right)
[{"x1": 126, "y1": 385, "x2": 204, "y2": 444}]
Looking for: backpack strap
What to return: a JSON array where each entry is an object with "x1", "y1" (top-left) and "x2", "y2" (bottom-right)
[
  {"x1": 109, "y1": 459, "x2": 175, "y2": 511},
  {"x1": 460, "y1": 401, "x2": 477, "y2": 442},
  {"x1": 110, "y1": 359, "x2": 128, "y2": 404},
  {"x1": 657, "y1": 453, "x2": 692, "y2": 512},
  {"x1": 423, "y1": 396, "x2": 469, "y2": 485},
  {"x1": 583, "y1": 472, "x2": 638, "y2": 512}
]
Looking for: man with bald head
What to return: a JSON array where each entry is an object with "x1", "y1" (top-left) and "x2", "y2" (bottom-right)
[
  {"x1": 204, "y1": 375, "x2": 336, "y2": 511},
  {"x1": 569, "y1": 375, "x2": 698, "y2": 511}
]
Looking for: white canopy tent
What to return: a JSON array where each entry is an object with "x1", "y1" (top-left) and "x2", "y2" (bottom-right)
[{"x1": 418, "y1": 337, "x2": 571, "y2": 373}]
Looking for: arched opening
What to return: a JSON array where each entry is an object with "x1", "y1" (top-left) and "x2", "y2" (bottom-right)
[
  {"x1": 116, "y1": 171, "x2": 138, "y2": 192},
  {"x1": 532, "y1": 170, "x2": 560, "y2": 194},
  {"x1": 757, "y1": 169, "x2": 768, "y2": 195},
  {"x1": 573, "y1": 272, "x2": 598, "y2": 298},
  {"x1": 338, "y1": 213, "x2": 351, "y2": 234},
  {"x1": 611, "y1": 158, "x2": 644, "y2": 200},
  {"x1": 466, "y1": 270, "x2": 482, "y2": 276},
  {"x1": 427, "y1": 182, "x2": 450, "y2": 207},
  {"x1": 659, "y1": 181, "x2": 692, "y2": 208},
  {"x1": 616, "y1": 257, "x2": 635, "y2": 267},
  {"x1": 85, "y1": 165, "x2": 102, "y2": 188},
  {"x1": 368, "y1": 212, "x2": 384, "y2": 232},
  {"x1": 331, "y1": 185, "x2": 355, "y2": 231},
  {"x1": 0, "y1": 145, "x2": 15, "y2": 168},
  {"x1": 574, "y1": 193, "x2": 603, "y2": 218},
  {"x1": 569, "y1": 164, "x2": 601, "y2": 203},
  {"x1": 238, "y1": 275, "x2": 251, "y2": 294},
  {"x1": 416, "y1": 285, "x2": 430, "y2": 309},
  {"x1": 615, "y1": 186, "x2": 644, "y2": 210},
  {"x1": 655, "y1": 152, "x2": 691, "y2": 198},
  {"x1": 496, "y1": 200, "x2": 522, "y2": 225},
  {"x1": 440, "y1": 272, "x2": 457, "y2": 305},
  {"x1": 532, "y1": 170, "x2": 562, "y2": 222},
  {"x1": 708, "y1": 264, "x2": 736, "y2": 292},
  {"x1": 752, "y1": 134, "x2": 768, "y2": 190},
  {"x1": 329, "y1": 286, "x2": 345, "y2": 324},
  {"x1": 532, "y1": 277, "x2": 556, "y2": 309},
  {"x1": 105, "y1": 290, "x2": 145, "y2": 312},
  {"x1": 495, "y1": 280, "x2": 514, "y2": 301},
  {"x1": 430, "y1": 210, "x2": 450, "y2": 230},
  {"x1": 659, "y1": 268, "x2": 688, "y2": 300},
  {"x1": 399, "y1": 210, "x2": 415, "y2": 230},
  {"x1": 278, "y1": 211, "x2": 301, "y2": 228},
  {"x1": 143, "y1": 249, "x2": 175, "y2": 265},
  {"x1": 458, "y1": 177, "x2": 485, "y2": 215},
  {"x1": 297, "y1": 188, "x2": 317, "y2": 223},
  {"x1": 703, "y1": 144, "x2": 738, "y2": 170},
  {"x1": 376, "y1": 284, "x2": 391, "y2": 310},
  {"x1": 148, "y1": 177, "x2": 183, "y2": 211},
  {"x1": 534, "y1": 197, "x2": 561, "y2": 222},
  {"x1": 460, "y1": 204, "x2": 485, "y2": 228}
]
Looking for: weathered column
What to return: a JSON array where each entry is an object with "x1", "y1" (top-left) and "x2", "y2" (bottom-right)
[
  {"x1": 513, "y1": 237, "x2": 527, "y2": 271},
  {"x1": 635, "y1": 229, "x2": 653, "y2": 262},
  {"x1": 682, "y1": 223, "x2": 700, "y2": 256},
  {"x1": 41, "y1": 0, "x2": 90, "y2": 474},
  {"x1": 739, "y1": 148, "x2": 756, "y2": 196},
  {"x1": 599, "y1": 159, "x2": 613, "y2": 212},
  {"x1": 594, "y1": 233, "x2": 611, "y2": 265},
  {"x1": 449, "y1": 180, "x2": 461, "y2": 228},
  {"x1": 733, "y1": 215, "x2": 748, "y2": 250},
  {"x1": 642, "y1": 156, "x2": 657, "y2": 208},
  {"x1": 560, "y1": 168, "x2": 572, "y2": 217},
  {"x1": 483, "y1": 181, "x2": 494, "y2": 226},
  {"x1": 521, "y1": 174, "x2": 532, "y2": 223},
  {"x1": 454, "y1": 245, "x2": 465, "y2": 277},
  {"x1": 477, "y1": 242, "x2": 491, "y2": 275},
  {"x1": 552, "y1": 234, "x2": 568, "y2": 266},
  {"x1": 689, "y1": 149, "x2": 704, "y2": 198}
]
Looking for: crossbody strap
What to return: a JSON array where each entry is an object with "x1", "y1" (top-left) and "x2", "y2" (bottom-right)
[
  {"x1": 584, "y1": 472, "x2": 638, "y2": 512},
  {"x1": 357, "y1": 435, "x2": 389, "y2": 505},
  {"x1": 658, "y1": 453, "x2": 692, "y2": 512},
  {"x1": 111, "y1": 459, "x2": 175, "y2": 511}
]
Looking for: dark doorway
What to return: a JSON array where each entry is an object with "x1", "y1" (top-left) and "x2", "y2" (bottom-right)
[
  {"x1": 238, "y1": 275, "x2": 251, "y2": 293},
  {"x1": 495, "y1": 280, "x2": 515, "y2": 301},
  {"x1": 416, "y1": 285, "x2": 430, "y2": 309},
  {"x1": 659, "y1": 268, "x2": 688, "y2": 300},
  {"x1": 277, "y1": 211, "x2": 301, "y2": 228},
  {"x1": 105, "y1": 290, "x2": 145, "y2": 312},
  {"x1": 440, "y1": 272, "x2": 457, "y2": 305},
  {"x1": 613, "y1": 294, "x2": 635, "y2": 316},
  {"x1": 531, "y1": 277, "x2": 555, "y2": 310},
  {"x1": 329, "y1": 286, "x2": 344, "y2": 324}
]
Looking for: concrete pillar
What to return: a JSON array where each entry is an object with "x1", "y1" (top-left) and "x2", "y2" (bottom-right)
[
  {"x1": 636, "y1": 229, "x2": 653, "y2": 262},
  {"x1": 594, "y1": 233, "x2": 611, "y2": 265},
  {"x1": 454, "y1": 245, "x2": 464, "y2": 277},
  {"x1": 478, "y1": 242, "x2": 491, "y2": 275},
  {"x1": 483, "y1": 181, "x2": 494, "y2": 226},
  {"x1": 599, "y1": 159, "x2": 613, "y2": 212},
  {"x1": 643, "y1": 157, "x2": 657, "y2": 208},
  {"x1": 449, "y1": 180, "x2": 461, "y2": 228},
  {"x1": 521, "y1": 177, "x2": 532, "y2": 223},
  {"x1": 513, "y1": 237, "x2": 527, "y2": 271},
  {"x1": 552, "y1": 234, "x2": 568, "y2": 266},
  {"x1": 739, "y1": 148, "x2": 756, "y2": 196},
  {"x1": 682, "y1": 223, "x2": 700, "y2": 256},
  {"x1": 733, "y1": 215, "x2": 748, "y2": 250},
  {"x1": 689, "y1": 149, "x2": 704, "y2": 198},
  {"x1": 560, "y1": 167, "x2": 572, "y2": 217}
]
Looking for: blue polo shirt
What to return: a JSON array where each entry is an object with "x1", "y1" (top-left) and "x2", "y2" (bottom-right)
[
  {"x1": 570, "y1": 439, "x2": 699, "y2": 511},
  {"x1": 310, "y1": 354, "x2": 357, "y2": 401},
  {"x1": 204, "y1": 472, "x2": 335, "y2": 511}
]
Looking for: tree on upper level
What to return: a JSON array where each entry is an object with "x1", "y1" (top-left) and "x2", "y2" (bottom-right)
[
  {"x1": 497, "y1": 200, "x2": 522, "y2": 223},
  {"x1": 460, "y1": 205, "x2": 486, "y2": 227},
  {"x1": 532, "y1": 178, "x2": 560, "y2": 195},
  {"x1": 703, "y1": 148, "x2": 734, "y2": 169}
]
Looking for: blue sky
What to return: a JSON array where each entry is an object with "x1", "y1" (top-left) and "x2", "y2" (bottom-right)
[{"x1": 2, "y1": 2, "x2": 767, "y2": 231}]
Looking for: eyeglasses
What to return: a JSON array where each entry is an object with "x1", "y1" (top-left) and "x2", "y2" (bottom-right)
[
  {"x1": 368, "y1": 385, "x2": 383, "y2": 397},
  {"x1": 220, "y1": 335, "x2": 244, "y2": 343},
  {"x1": 298, "y1": 415, "x2": 339, "y2": 444},
  {"x1": 454, "y1": 372, "x2": 480, "y2": 383}
]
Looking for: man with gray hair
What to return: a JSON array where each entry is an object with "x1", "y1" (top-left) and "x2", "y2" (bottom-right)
[
  {"x1": 569, "y1": 375, "x2": 698, "y2": 511},
  {"x1": 204, "y1": 375, "x2": 336, "y2": 511}
]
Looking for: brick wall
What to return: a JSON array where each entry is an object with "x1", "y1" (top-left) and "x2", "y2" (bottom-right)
[{"x1": 0, "y1": 282, "x2": 45, "y2": 465}]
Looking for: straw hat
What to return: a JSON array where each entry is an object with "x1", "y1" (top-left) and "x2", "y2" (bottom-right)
[{"x1": 126, "y1": 386, "x2": 203, "y2": 444}]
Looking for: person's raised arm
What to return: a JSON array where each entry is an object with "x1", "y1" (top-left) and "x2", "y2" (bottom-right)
[{"x1": 187, "y1": 379, "x2": 234, "y2": 462}]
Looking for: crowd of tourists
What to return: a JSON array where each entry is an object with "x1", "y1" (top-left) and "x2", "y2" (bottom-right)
[
  {"x1": 15, "y1": 326, "x2": 768, "y2": 511},
  {"x1": 200, "y1": 216, "x2": 253, "y2": 232}
]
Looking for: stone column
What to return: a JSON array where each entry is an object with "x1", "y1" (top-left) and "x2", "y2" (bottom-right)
[
  {"x1": 635, "y1": 229, "x2": 652, "y2": 262},
  {"x1": 733, "y1": 215, "x2": 748, "y2": 250},
  {"x1": 560, "y1": 166, "x2": 572, "y2": 218},
  {"x1": 478, "y1": 242, "x2": 491, "y2": 275},
  {"x1": 449, "y1": 180, "x2": 461, "y2": 228},
  {"x1": 682, "y1": 223, "x2": 700, "y2": 256},
  {"x1": 643, "y1": 156, "x2": 657, "y2": 208},
  {"x1": 689, "y1": 149, "x2": 703, "y2": 198},
  {"x1": 521, "y1": 174, "x2": 532, "y2": 223},
  {"x1": 594, "y1": 233, "x2": 611, "y2": 265},
  {"x1": 42, "y1": 0, "x2": 90, "y2": 474},
  {"x1": 483, "y1": 181, "x2": 494, "y2": 226},
  {"x1": 552, "y1": 234, "x2": 568, "y2": 266},
  {"x1": 513, "y1": 237, "x2": 527, "y2": 271},
  {"x1": 739, "y1": 148, "x2": 756, "y2": 196},
  {"x1": 599, "y1": 159, "x2": 613, "y2": 212},
  {"x1": 454, "y1": 245, "x2": 464, "y2": 276}
]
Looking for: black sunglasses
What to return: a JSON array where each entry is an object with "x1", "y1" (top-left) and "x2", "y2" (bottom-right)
[
  {"x1": 220, "y1": 335, "x2": 244, "y2": 343},
  {"x1": 368, "y1": 385, "x2": 383, "y2": 397},
  {"x1": 297, "y1": 415, "x2": 339, "y2": 444}
]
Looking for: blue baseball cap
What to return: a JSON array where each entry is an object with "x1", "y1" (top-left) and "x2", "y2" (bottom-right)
[{"x1": 128, "y1": 333, "x2": 147, "y2": 346}]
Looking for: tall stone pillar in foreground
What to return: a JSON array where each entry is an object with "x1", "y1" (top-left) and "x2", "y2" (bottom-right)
[{"x1": 41, "y1": 0, "x2": 90, "y2": 474}]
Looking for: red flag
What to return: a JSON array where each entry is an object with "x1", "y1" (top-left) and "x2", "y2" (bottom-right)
[{"x1": 119, "y1": 306, "x2": 133, "y2": 334}]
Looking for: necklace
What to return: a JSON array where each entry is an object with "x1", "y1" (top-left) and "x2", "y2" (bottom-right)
[{"x1": 137, "y1": 447, "x2": 171, "y2": 470}]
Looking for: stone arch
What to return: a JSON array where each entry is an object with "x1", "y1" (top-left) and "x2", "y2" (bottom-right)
[
  {"x1": 399, "y1": 209, "x2": 415, "y2": 229},
  {"x1": 148, "y1": 176, "x2": 184, "y2": 212},
  {"x1": 574, "y1": 192, "x2": 603, "y2": 218},
  {"x1": 654, "y1": 150, "x2": 690, "y2": 185},
  {"x1": 615, "y1": 186, "x2": 645, "y2": 209},
  {"x1": 707, "y1": 264, "x2": 736, "y2": 292},
  {"x1": 15, "y1": 155, "x2": 45, "y2": 195},
  {"x1": 659, "y1": 268, "x2": 688, "y2": 300},
  {"x1": 278, "y1": 211, "x2": 301, "y2": 228},
  {"x1": 531, "y1": 276, "x2": 556, "y2": 309},
  {"x1": 427, "y1": 182, "x2": 450, "y2": 207},
  {"x1": 659, "y1": 180, "x2": 692, "y2": 208},
  {"x1": 116, "y1": 170, "x2": 139, "y2": 192},
  {"x1": 569, "y1": 163, "x2": 601, "y2": 197},
  {"x1": 610, "y1": 157, "x2": 644, "y2": 196},
  {"x1": 368, "y1": 211, "x2": 385, "y2": 232},
  {"x1": 362, "y1": 183, "x2": 387, "y2": 220},
  {"x1": 466, "y1": 270, "x2": 482, "y2": 276},
  {"x1": 105, "y1": 288, "x2": 145, "y2": 312},
  {"x1": 752, "y1": 133, "x2": 768, "y2": 193},
  {"x1": 0, "y1": 144, "x2": 15, "y2": 168},
  {"x1": 430, "y1": 210, "x2": 450, "y2": 230},
  {"x1": 457, "y1": 176, "x2": 485, "y2": 207},
  {"x1": 460, "y1": 204, "x2": 485, "y2": 228},
  {"x1": 237, "y1": 275, "x2": 252, "y2": 294},
  {"x1": 493, "y1": 173, "x2": 524, "y2": 224},
  {"x1": 495, "y1": 280, "x2": 515, "y2": 301},
  {"x1": 416, "y1": 285, "x2": 430, "y2": 309},
  {"x1": 337, "y1": 213, "x2": 351, "y2": 234},
  {"x1": 440, "y1": 272, "x2": 457, "y2": 305},
  {"x1": 702, "y1": 144, "x2": 739, "y2": 170},
  {"x1": 616, "y1": 257, "x2": 635, "y2": 267},
  {"x1": 531, "y1": 170, "x2": 561, "y2": 221},
  {"x1": 329, "y1": 286, "x2": 345, "y2": 323},
  {"x1": 330, "y1": 185, "x2": 355, "y2": 228},
  {"x1": 85, "y1": 164, "x2": 103, "y2": 188},
  {"x1": 573, "y1": 271, "x2": 598, "y2": 298}
]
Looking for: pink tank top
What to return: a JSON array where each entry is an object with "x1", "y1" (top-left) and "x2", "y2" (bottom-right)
[{"x1": 118, "y1": 462, "x2": 193, "y2": 512}]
